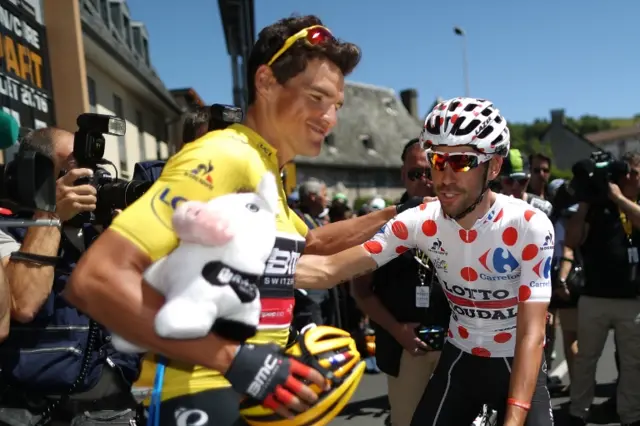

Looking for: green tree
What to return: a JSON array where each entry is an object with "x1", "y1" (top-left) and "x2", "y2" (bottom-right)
[{"x1": 566, "y1": 115, "x2": 613, "y2": 135}]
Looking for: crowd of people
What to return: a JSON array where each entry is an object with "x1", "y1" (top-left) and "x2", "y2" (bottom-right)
[
  {"x1": 0, "y1": 11, "x2": 637, "y2": 426},
  {"x1": 296, "y1": 141, "x2": 639, "y2": 426}
]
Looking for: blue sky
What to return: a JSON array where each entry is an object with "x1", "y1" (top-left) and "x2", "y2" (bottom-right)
[{"x1": 127, "y1": 0, "x2": 638, "y2": 124}]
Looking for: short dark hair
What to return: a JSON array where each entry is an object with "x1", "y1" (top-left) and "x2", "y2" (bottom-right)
[
  {"x1": 18, "y1": 127, "x2": 63, "y2": 159},
  {"x1": 182, "y1": 107, "x2": 211, "y2": 144},
  {"x1": 247, "y1": 15, "x2": 361, "y2": 105},
  {"x1": 529, "y1": 152, "x2": 552, "y2": 169},
  {"x1": 401, "y1": 138, "x2": 420, "y2": 163},
  {"x1": 622, "y1": 150, "x2": 640, "y2": 167}
]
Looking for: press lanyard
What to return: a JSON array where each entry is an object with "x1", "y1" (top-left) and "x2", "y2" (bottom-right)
[
  {"x1": 620, "y1": 210, "x2": 633, "y2": 240},
  {"x1": 414, "y1": 249, "x2": 434, "y2": 308},
  {"x1": 620, "y1": 210, "x2": 639, "y2": 280}
]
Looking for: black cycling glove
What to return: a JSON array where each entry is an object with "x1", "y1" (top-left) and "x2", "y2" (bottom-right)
[
  {"x1": 224, "y1": 343, "x2": 320, "y2": 411},
  {"x1": 396, "y1": 196, "x2": 424, "y2": 214}
]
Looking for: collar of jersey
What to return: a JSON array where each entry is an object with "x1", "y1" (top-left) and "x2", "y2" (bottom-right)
[
  {"x1": 228, "y1": 123, "x2": 278, "y2": 168},
  {"x1": 445, "y1": 193, "x2": 505, "y2": 231}
]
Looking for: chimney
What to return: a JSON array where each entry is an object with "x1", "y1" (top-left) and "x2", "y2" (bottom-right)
[
  {"x1": 400, "y1": 89, "x2": 419, "y2": 119},
  {"x1": 550, "y1": 109, "x2": 565, "y2": 126}
]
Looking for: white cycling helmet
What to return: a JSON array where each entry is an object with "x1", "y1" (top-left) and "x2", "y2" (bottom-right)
[{"x1": 419, "y1": 97, "x2": 510, "y2": 157}]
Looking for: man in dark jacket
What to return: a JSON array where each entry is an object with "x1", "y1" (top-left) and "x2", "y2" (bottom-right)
[
  {"x1": 351, "y1": 139, "x2": 450, "y2": 426},
  {"x1": 0, "y1": 128, "x2": 140, "y2": 426}
]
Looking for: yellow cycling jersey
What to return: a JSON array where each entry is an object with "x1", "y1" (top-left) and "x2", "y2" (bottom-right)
[{"x1": 110, "y1": 124, "x2": 308, "y2": 401}]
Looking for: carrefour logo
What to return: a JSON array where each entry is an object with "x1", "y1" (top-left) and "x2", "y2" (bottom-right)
[
  {"x1": 533, "y1": 256, "x2": 552, "y2": 279},
  {"x1": 479, "y1": 248, "x2": 520, "y2": 274}
]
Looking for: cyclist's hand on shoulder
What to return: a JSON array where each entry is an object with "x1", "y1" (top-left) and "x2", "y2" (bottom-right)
[
  {"x1": 225, "y1": 342, "x2": 327, "y2": 419},
  {"x1": 56, "y1": 168, "x2": 97, "y2": 221},
  {"x1": 391, "y1": 322, "x2": 428, "y2": 356}
]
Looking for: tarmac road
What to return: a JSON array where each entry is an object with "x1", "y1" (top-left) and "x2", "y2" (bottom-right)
[{"x1": 331, "y1": 330, "x2": 621, "y2": 426}]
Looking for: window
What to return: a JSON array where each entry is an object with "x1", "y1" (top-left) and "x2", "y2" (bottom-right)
[
  {"x1": 137, "y1": 110, "x2": 145, "y2": 160},
  {"x1": 87, "y1": 77, "x2": 97, "y2": 113},
  {"x1": 155, "y1": 119, "x2": 165, "y2": 159},
  {"x1": 324, "y1": 134, "x2": 338, "y2": 154},
  {"x1": 110, "y1": 2, "x2": 122, "y2": 31},
  {"x1": 142, "y1": 37, "x2": 150, "y2": 66},
  {"x1": 99, "y1": 0, "x2": 109, "y2": 26},
  {"x1": 359, "y1": 134, "x2": 377, "y2": 155},
  {"x1": 113, "y1": 95, "x2": 127, "y2": 174},
  {"x1": 123, "y1": 14, "x2": 131, "y2": 48},
  {"x1": 132, "y1": 26, "x2": 142, "y2": 54}
]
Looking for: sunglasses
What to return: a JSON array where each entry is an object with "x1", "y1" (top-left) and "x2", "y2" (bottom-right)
[
  {"x1": 407, "y1": 168, "x2": 432, "y2": 181},
  {"x1": 503, "y1": 176, "x2": 529, "y2": 185},
  {"x1": 532, "y1": 167, "x2": 550, "y2": 174},
  {"x1": 426, "y1": 151, "x2": 492, "y2": 172},
  {"x1": 267, "y1": 25, "x2": 335, "y2": 66}
]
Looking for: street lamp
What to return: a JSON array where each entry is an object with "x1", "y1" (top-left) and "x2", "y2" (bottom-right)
[{"x1": 453, "y1": 26, "x2": 470, "y2": 97}]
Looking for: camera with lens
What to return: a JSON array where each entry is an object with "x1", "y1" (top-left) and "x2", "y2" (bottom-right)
[
  {"x1": 71, "y1": 113, "x2": 152, "y2": 227},
  {"x1": 0, "y1": 150, "x2": 57, "y2": 213},
  {"x1": 208, "y1": 104, "x2": 242, "y2": 131},
  {"x1": 570, "y1": 150, "x2": 629, "y2": 205}
]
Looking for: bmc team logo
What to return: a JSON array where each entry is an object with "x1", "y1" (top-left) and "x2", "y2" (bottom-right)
[
  {"x1": 185, "y1": 161, "x2": 214, "y2": 189},
  {"x1": 478, "y1": 248, "x2": 521, "y2": 281},
  {"x1": 428, "y1": 238, "x2": 448, "y2": 255},
  {"x1": 533, "y1": 256, "x2": 553, "y2": 279},
  {"x1": 149, "y1": 186, "x2": 188, "y2": 230}
]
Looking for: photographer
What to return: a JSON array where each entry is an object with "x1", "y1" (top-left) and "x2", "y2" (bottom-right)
[
  {"x1": 567, "y1": 151, "x2": 640, "y2": 425},
  {"x1": 132, "y1": 106, "x2": 225, "y2": 183},
  {"x1": 0, "y1": 128, "x2": 140, "y2": 426},
  {"x1": 548, "y1": 179, "x2": 581, "y2": 386}
]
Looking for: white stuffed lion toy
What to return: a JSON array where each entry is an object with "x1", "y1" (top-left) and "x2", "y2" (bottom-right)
[{"x1": 111, "y1": 172, "x2": 279, "y2": 353}]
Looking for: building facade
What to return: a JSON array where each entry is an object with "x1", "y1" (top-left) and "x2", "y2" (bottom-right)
[
  {"x1": 293, "y1": 83, "x2": 423, "y2": 203},
  {"x1": 1, "y1": 0, "x2": 184, "y2": 178},
  {"x1": 584, "y1": 125, "x2": 640, "y2": 158},
  {"x1": 78, "y1": 0, "x2": 182, "y2": 177}
]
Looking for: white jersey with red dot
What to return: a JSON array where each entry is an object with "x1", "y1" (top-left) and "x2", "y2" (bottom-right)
[{"x1": 363, "y1": 194, "x2": 554, "y2": 358}]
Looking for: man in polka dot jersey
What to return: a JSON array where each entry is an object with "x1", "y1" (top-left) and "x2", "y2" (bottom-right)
[{"x1": 295, "y1": 98, "x2": 554, "y2": 426}]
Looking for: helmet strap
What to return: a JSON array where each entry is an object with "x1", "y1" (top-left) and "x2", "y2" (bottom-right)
[{"x1": 450, "y1": 165, "x2": 490, "y2": 221}]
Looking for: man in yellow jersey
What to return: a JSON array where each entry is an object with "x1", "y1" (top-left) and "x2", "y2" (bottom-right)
[{"x1": 67, "y1": 15, "x2": 422, "y2": 426}]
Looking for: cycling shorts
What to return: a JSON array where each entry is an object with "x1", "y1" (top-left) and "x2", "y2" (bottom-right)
[
  {"x1": 146, "y1": 388, "x2": 248, "y2": 426},
  {"x1": 410, "y1": 342, "x2": 553, "y2": 426}
]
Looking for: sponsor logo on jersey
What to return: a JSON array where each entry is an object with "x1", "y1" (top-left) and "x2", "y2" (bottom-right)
[
  {"x1": 478, "y1": 247, "x2": 520, "y2": 280},
  {"x1": 441, "y1": 280, "x2": 517, "y2": 309},
  {"x1": 174, "y1": 408, "x2": 209, "y2": 426},
  {"x1": 428, "y1": 238, "x2": 448, "y2": 255},
  {"x1": 433, "y1": 257, "x2": 448, "y2": 272},
  {"x1": 529, "y1": 280, "x2": 550, "y2": 288},
  {"x1": 256, "y1": 142, "x2": 273, "y2": 158},
  {"x1": 533, "y1": 256, "x2": 552, "y2": 279},
  {"x1": 540, "y1": 231, "x2": 554, "y2": 250},
  {"x1": 451, "y1": 305, "x2": 518, "y2": 321},
  {"x1": 149, "y1": 186, "x2": 188, "y2": 230},
  {"x1": 185, "y1": 161, "x2": 213, "y2": 189},
  {"x1": 260, "y1": 236, "x2": 305, "y2": 291}
]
